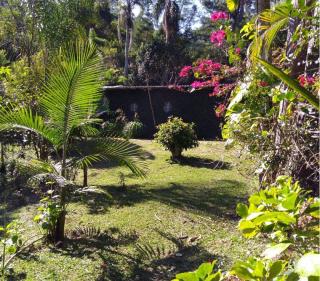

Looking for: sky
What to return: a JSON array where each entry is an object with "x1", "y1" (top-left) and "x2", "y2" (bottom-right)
[{"x1": 132, "y1": 0, "x2": 209, "y2": 29}]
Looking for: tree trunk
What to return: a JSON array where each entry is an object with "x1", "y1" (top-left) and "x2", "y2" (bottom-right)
[
  {"x1": 0, "y1": 142, "x2": 5, "y2": 174},
  {"x1": 53, "y1": 144, "x2": 67, "y2": 243},
  {"x1": 171, "y1": 146, "x2": 182, "y2": 160},
  {"x1": 83, "y1": 166, "x2": 88, "y2": 187},
  {"x1": 232, "y1": 0, "x2": 245, "y2": 30},
  {"x1": 256, "y1": 0, "x2": 270, "y2": 13},
  {"x1": 54, "y1": 210, "x2": 66, "y2": 244},
  {"x1": 124, "y1": 25, "x2": 130, "y2": 78},
  {"x1": 124, "y1": 1, "x2": 132, "y2": 78}
]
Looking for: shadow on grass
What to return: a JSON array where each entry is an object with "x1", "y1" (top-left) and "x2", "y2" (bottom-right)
[
  {"x1": 96, "y1": 229, "x2": 229, "y2": 281},
  {"x1": 47, "y1": 227, "x2": 139, "y2": 260},
  {"x1": 75, "y1": 179, "x2": 247, "y2": 221},
  {"x1": 0, "y1": 174, "x2": 39, "y2": 225},
  {"x1": 73, "y1": 184, "x2": 144, "y2": 214},
  {"x1": 172, "y1": 156, "x2": 232, "y2": 170}
]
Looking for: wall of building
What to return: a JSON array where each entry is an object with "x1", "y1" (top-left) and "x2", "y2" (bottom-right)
[{"x1": 103, "y1": 87, "x2": 222, "y2": 140}]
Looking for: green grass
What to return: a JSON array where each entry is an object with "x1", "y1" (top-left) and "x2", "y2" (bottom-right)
[{"x1": 4, "y1": 140, "x2": 263, "y2": 280}]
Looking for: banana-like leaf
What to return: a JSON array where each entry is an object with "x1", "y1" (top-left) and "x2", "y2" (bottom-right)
[
  {"x1": 258, "y1": 59, "x2": 319, "y2": 110},
  {"x1": 226, "y1": 0, "x2": 238, "y2": 12}
]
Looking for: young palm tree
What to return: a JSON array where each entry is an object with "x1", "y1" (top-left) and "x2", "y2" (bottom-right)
[{"x1": 0, "y1": 41, "x2": 146, "y2": 242}]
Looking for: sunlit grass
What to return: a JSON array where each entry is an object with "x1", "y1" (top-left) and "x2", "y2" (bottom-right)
[{"x1": 9, "y1": 140, "x2": 263, "y2": 281}]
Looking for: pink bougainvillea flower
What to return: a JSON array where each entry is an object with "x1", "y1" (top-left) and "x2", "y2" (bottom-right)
[
  {"x1": 211, "y1": 11, "x2": 228, "y2": 22},
  {"x1": 306, "y1": 76, "x2": 315, "y2": 84},
  {"x1": 168, "y1": 85, "x2": 185, "y2": 92},
  {"x1": 179, "y1": 66, "x2": 192, "y2": 77},
  {"x1": 191, "y1": 81, "x2": 206, "y2": 89},
  {"x1": 210, "y1": 85, "x2": 221, "y2": 96},
  {"x1": 259, "y1": 81, "x2": 269, "y2": 87},
  {"x1": 298, "y1": 75, "x2": 307, "y2": 86},
  {"x1": 235, "y1": 47, "x2": 241, "y2": 54},
  {"x1": 195, "y1": 59, "x2": 221, "y2": 76},
  {"x1": 215, "y1": 103, "x2": 226, "y2": 117},
  {"x1": 210, "y1": 30, "x2": 226, "y2": 46},
  {"x1": 298, "y1": 74, "x2": 316, "y2": 87}
]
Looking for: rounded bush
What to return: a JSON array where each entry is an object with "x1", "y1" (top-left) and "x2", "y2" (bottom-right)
[
  {"x1": 123, "y1": 120, "x2": 144, "y2": 139},
  {"x1": 154, "y1": 117, "x2": 198, "y2": 159}
]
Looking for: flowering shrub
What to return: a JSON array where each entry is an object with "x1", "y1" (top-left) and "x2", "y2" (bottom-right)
[
  {"x1": 178, "y1": 59, "x2": 241, "y2": 117},
  {"x1": 177, "y1": 9, "x2": 246, "y2": 118},
  {"x1": 211, "y1": 11, "x2": 228, "y2": 22},
  {"x1": 179, "y1": 66, "x2": 192, "y2": 78},
  {"x1": 298, "y1": 74, "x2": 316, "y2": 87},
  {"x1": 210, "y1": 30, "x2": 226, "y2": 46}
]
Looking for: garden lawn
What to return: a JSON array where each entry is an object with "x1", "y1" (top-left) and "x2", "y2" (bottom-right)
[{"x1": 9, "y1": 140, "x2": 263, "y2": 281}]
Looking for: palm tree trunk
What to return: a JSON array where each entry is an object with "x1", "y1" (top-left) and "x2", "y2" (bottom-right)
[
  {"x1": 124, "y1": 25, "x2": 130, "y2": 78},
  {"x1": 54, "y1": 210, "x2": 66, "y2": 244},
  {"x1": 54, "y1": 144, "x2": 67, "y2": 243},
  {"x1": 124, "y1": 1, "x2": 132, "y2": 79},
  {"x1": 0, "y1": 142, "x2": 5, "y2": 174},
  {"x1": 83, "y1": 166, "x2": 88, "y2": 187}
]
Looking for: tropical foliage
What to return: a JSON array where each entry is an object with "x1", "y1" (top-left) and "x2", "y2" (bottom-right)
[
  {"x1": 0, "y1": 0, "x2": 318, "y2": 279},
  {"x1": 0, "y1": 41, "x2": 146, "y2": 242},
  {"x1": 174, "y1": 176, "x2": 320, "y2": 281}
]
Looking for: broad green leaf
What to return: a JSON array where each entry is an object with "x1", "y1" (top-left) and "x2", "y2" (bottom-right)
[
  {"x1": 231, "y1": 262, "x2": 254, "y2": 280},
  {"x1": 236, "y1": 203, "x2": 248, "y2": 218},
  {"x1": 249, "y1": 195, "x2": 263, "y2": 205},
  {"x1": 196, "y1": 262, "x2": 215, "y2": 279},
  {"x1": 253, "y1": 260, "x2": 265, "y2": 277},
  {"x1": 175, "y1": 272, "x2": 198, "y2": 281},
  {"x1": 253, "y1": 212, "x2": 295, "y2": 225},
  {"x1": 247, "y1": 212, "x2": 264, "y2": 220},
  {"x1": 239, "y1": 220, "x2": 257, "y2": 238},
  {"x1": 262, "y1": 243, "x2": 291, "y2": 259},
  {"x1": 281, "y1": 193, "x2": 298, "y2": 210},
  {"x1": 205, "y1": 271, "x2": 222, "y2": 281},
  {"x1": 258, "y1": 59, "x2": 319, "y2": 110},
  {"x1": 295, "y1": 253, "x2": 320, "y2": 277},
  {"x1": 286, "y1": 272, "x2": 299, "y2": 281},
  {"x1": 268, "y1": 260, "x2": 286, "y2": 280},
  {"x1": 307, "y1": 200, "x2": 320, "y2": 218}
]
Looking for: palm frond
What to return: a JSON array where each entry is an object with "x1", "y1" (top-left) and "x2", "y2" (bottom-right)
[
  {"x1": 72, "y1": 137, "x2": 148, "y2": 178},
  {"x1": 40, "y1": 41, "x2": 103, "y2": 146},
  {"x1": 249, "y1": 2, "x2": 293, "y2": 61},
  {"x1": 262, "y1": 17, "x2": 289, "y2": 57},
  {"x1": 0, "y1": 107, "x2": 58, "y2": 145}
]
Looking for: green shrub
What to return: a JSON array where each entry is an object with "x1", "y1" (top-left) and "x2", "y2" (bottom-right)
[
  {"x1": 154, "y1": 117, "x2": 198, "y2": 159},
  {"x1": 123, "y1": 113, "x2": 144, "y2": 139},
  {"x1": 172, "y1": 176, "x2": 320, "y2": 281},
  {"x1": 123, "y1": 120, "x2": 144, "y2": 139}
]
